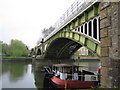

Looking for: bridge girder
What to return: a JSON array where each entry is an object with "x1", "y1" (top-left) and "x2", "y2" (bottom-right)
[
  {"x1": 36, "y1": 2, "x2": 100, "y2": 59},
  {"x1": 36, "y1": 31, "x2": 100, "y2": 59}
]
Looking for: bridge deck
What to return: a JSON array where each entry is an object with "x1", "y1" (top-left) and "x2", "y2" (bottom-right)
[{"x1": 44, "y1": 0, "x2": 99, "y2": 42}]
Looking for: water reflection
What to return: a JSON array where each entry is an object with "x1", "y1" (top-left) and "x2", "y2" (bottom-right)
[
  {"x1": 32, "y1": 59, "x2": 100, "y2": 89},
  {"x1": 0, "y1": 62, "x2": 2, "y2": 77},
  {"x1": 2, "y1": 62, "x2": 28, "y2": 82},
  {"x1": 32, "y1": 59, "x2": 69, "y2": 89},
  {"x1": 32, "y1": 60, "x2": 57, "y2": 88},
  {"x1": 1, "y1": 59, "x2": 100, "y2": 89},
  {"x1": 1, "y1": 61, "x2": 36, "y2": 88}
]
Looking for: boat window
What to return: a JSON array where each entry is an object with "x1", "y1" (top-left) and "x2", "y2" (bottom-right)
[
  {"x1": 58, "y1": 67, "x2": 62, "y2": 72},
  {"x1": 73, "y1": 67, "x2": 78, "y2": 73},
  {"x1": 63, "y1": 67, "x2": 72, "y2": 73}
]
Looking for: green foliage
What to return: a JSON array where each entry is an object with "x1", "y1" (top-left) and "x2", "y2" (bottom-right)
[
  {"x1": 0, "y1": 41, "x2": 9, "y2": 55},
  {"x1": 7, "y1": 39, "x2": 29, "y2": 57},
  {"x1": 0, "y1": 41, "x2": 2, "y2": 54},
  {"x1": 2, "y1": 62, "x2": 29, "y2": 82},
  {"x1": 0, "y1": 56, "x2": 32, "y2": 59}
]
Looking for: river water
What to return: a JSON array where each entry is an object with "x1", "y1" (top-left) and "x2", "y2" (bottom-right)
[{"x1": 0, "y1": 59, "x2": 100, "y2": 89}]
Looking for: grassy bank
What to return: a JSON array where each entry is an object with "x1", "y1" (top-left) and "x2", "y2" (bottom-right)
[
  {"x1": 79, "y1": 57, "x2": 99, "y2": 59},
  {"x1": 0, "y1": 56, "x2": 32, "y2": 59},
  {"x1": 75, "y1": 56, "x2": 99, "y2": 60}
]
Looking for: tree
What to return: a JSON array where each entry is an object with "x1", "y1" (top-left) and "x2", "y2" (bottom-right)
[
  {"x1": 0, "y1": 41, "x2": 2, "y2": 54},
  {"x1": 36, "y1": 26, "x2": 55, "y2": 46},
  {"x1": 7, "y1": 39, "x2": 29, "y2": 57},
  {"x1": 42, "y1": 26, "x2": 55, "y2": 38},
  {"x1": 0, "y1": 41, "x2": 9, "y2": 55}
]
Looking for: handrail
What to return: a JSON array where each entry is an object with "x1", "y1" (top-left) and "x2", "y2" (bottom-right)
[{"x1": 39, "y1": 0, "x2": 99, "y2": 46}]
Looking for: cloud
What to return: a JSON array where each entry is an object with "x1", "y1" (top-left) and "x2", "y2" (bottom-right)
[{"x1": 0, "y1": 0, "x2": 75, "y2": 48}]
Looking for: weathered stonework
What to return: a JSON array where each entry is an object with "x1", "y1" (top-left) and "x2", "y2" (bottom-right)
[
  {"x1": 100, "y1": 8, "x2": 107, "y2": 19},
  {"x1": 101, "y1": 47, "x2": 109, "y2": 56},
  {"x1": 100, "y1": 2, "x2": 110, "y2": 10},
  {"x1": 118, "y1": 36, "x2": 120, "y2": 58},
  {"x1": 101, "y1": 37, "x2": 112, "y2": 47},
  {"x1": 100, "y1": 17, "x2": 111, "y2": 29},
  {"x1": 100, "y1": 75, "x2": 112, "y2": 88},
  {"x1": 100, "y1": 2, "x2": 120, "y2": 88},
  {"x1": 101, "y1": 57, "x2": 110, "y2": 67},
  {"x1": 100, "y1": 28, "x2": 108, "y2": 38}
]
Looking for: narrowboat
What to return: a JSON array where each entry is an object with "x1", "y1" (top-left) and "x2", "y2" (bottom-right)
[{"x1": 44, "y1": 64, "x2": 100, "y2": 89}]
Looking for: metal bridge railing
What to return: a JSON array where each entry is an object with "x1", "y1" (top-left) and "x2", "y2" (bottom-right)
[{"x1": 44, "y1": 0, "x2": 99, "y2": 42}]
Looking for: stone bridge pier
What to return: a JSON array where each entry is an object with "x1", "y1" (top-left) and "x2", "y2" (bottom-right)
[{"x1": 100, "y1": 2, "x2": 120, "y2": 88}]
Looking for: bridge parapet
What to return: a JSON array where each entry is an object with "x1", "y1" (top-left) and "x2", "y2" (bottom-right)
[
  {"x1": 72, "y1": 16, "x2": 100, "y2": 42},
  {"x1": 36, "y1": 29, "x2": 100, "y2": 59},
  {"x1": 36, "y1": 1, "x2": 101, "y2": 58},
  {"x1": 44, "y1": 0, "x2": 99, "y2": 42}
]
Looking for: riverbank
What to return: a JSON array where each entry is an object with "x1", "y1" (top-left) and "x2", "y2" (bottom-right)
[
  {"x1": 0, "y1": 56, "x2": 32, "y2": 62},
  {"x1": 74, "y1": 56, "x2": 100, "y2": 61}
]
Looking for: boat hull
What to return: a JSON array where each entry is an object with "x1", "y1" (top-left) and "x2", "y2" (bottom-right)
[{"x1": 51, "y1": 76, "x2": 99, "y2": 89}]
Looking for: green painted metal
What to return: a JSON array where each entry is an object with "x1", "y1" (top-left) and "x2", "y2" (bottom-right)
[
  {"x1": 84, "y1": 12, "x2": 88, "y2": 21},
  {"x1": 36, "y1": 3, "x2": 101, "y2": 58},
  {"x1": 75, "y1": 18, "x2": 79, "y2": 27},
  {"x1": 96, "y1": 45, "x2": 100, "y2": 56},
  {"x1": 70, "y1": 32, "x2": 73, "y2": 38},
  {"x1": 93, "y1": 3, "x2": 99, "y2": 15},
  {"x1": 67, "y1": 25, "x2": 70, "y2": 30},
  {"x1": 88, "y1": 9, "x2": 94, "y2": 20},
  {"x1": 70, "y1": 23, "x2": 73, "y2": 30},
  {"x1": 43, "y1": 31, "x2": 100, "y2": 56},
  {"x1": 62, "y1": 32, "x2": 64, "y2": 37},
  {"x1": 74, "y1": 33, "x2": 80, "y2": 41},
  {"x1": 37, "y1": 31, "x2": 100, "y2": 59},
  {"x1": 44, "y1": 4, "x2": 99, "y2": 43},
  {"x1": 80, "y1": 35, "x2": 86, "y2": 45},
  {"x1": 80, "y1": 14, "x2": 85, "y2": 24},
  {"x1": 66, "y1": 32, "x2": 69, "y2": 37},
  {"x1": 86, "y1": 39, "x2": 96, "y2": 51}
]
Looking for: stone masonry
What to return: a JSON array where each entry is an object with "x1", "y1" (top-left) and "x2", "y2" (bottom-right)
[{"x1": 100, "y1": 2, "x2": 120, "y2": 88}]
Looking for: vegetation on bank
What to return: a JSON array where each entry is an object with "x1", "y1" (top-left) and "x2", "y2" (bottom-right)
[
  {"x1": 0, "y1": 39, "x2": 34, "y2": 60},
  {"x1": 0, "y1": 56, "x2": 32, "y2": 59},
  {"x1": 78, "y1": 57, "x2": 99, "y2": 60},
  {"x1": 73, "y1": 55, "x2": 99, "y2": 60}
]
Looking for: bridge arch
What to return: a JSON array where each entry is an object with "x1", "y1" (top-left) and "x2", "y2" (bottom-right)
[
  {"x1": 42, "y1": 16, "x2": 100, "y2": 59},
  {"x1": 44, "y1": 38, "x2": 81, "y2": 59},
  {"x1": 44, "y1": 30, "x2": 100, "y2": 59},
  {"x1": 37, "y1": 48, "x2": 41, "y2": 55},
  {"x1": 37, "y1": 16, "x2": 100, "y2": 60}
]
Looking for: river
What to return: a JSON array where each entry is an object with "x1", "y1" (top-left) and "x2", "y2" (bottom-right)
[{"x1": 0, "y1": 59, "x2": 100, "y2": 89}]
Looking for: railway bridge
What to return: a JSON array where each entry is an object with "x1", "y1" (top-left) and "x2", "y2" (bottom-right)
[{"x1": 35, "y1": 0, "x2": 120, "y2": 88}]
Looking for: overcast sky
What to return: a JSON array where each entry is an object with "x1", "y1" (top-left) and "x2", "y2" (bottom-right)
[{"x1": 0, "y1": 0, "x2": 76, "y2": 49}]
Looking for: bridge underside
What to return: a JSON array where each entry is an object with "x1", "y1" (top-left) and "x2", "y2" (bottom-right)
[
  {"x1": 36, "y1": 2, "x2": 100, "y2": 60},
  {"x1": 45, "y1": 38, "x2": 81, "y2": 59}
]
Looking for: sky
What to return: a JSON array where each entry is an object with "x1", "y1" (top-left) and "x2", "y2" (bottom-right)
[{"x1": 0, "y1": 0, "x2": 76, "y2": 49}]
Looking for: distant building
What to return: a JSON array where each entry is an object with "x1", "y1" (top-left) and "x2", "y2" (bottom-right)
[
  {"x1": 72, "y1": 46, "x2": 88, "y2": 60},
  {"x1": 78, "y1": 46, "x2": 88, "y2": 55},
  {"x1": 72, "y1": 46, "x2": 95, "y2": 60}
]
